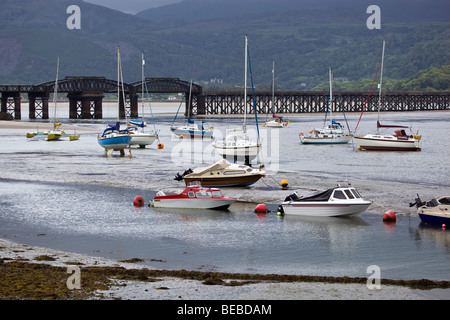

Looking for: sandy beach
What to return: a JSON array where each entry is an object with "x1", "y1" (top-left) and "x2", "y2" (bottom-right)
[
  {"x1": 1, "y1": 238, "x2": 449, "y2": 300},
  {"x1": 0, "y1": 120, "x2": 97, "y2": 131}
]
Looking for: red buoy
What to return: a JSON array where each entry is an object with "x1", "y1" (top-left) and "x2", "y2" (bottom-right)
[
  {"x1": 383, "y1": 210, "x2": 396, "y2": 222},
  {"x1": 133, "y1": 196, "x2": 145, "y2": 207},
  {"x1": 254, "y1": 203, "x2": 267, "y2": 214}
]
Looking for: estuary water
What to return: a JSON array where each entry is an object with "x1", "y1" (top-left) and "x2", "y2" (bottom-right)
[{"x1": 0, "y1": 104, "x2": 449, "y2": 283}]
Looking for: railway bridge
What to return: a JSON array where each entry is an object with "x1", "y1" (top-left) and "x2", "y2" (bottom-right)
[{"x1": 0, "y1": 77, "x2": 448, "y2": 120}]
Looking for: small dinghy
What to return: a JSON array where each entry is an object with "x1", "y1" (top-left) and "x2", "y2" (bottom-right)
[{"x1": 150, "y1": 181, "x2": 235, "y2": 210}]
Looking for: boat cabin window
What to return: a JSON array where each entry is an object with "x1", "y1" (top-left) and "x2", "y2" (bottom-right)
[
  {"x1": 332, "y1": 190, "x2": 347, "y2": 199},
  {"x1": 188, "y1": 191, "x2": 195, "y2": 198},
  {"x1": 223, "y1": 171, "x2": 245, "y2": 175},
  {"x1": 349, "y1": 188, "x2": 362, "y2": 198},
  {"x1": 196, "y1": 191, "x2": 212, "y2": 198},
  {"x1": 212, "y1": 191, "x2": 223, "y2": 197},
  {"x1": 344, "y1": 189, "x2": 355, "y2": 199}
]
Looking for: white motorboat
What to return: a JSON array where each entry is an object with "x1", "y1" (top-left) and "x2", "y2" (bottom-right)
[
  {"x1": 279, "y1": 182, "x2": 372, "y2": 217},
  {"x1": 175, "y1": 158, "x2": 266, "y2": 187},
  {"x1": 150, "y1": 181, "x2": 236, "y2": 210}
]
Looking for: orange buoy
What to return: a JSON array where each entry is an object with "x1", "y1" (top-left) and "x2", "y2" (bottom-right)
[
  {"x1": 254, "y1": 203, "x2": 267, "y2": 214},
  {"x1": 133, "y1": 196, "x2": 145, "y2": 207},
  {"x1": 443, "y1": 224, "x2": 446, "y2": 230},
  {"x1": 158, "y1": 143, "x2": 164, "y2": 149},
  {"x1": 383, "y1": 210, "x2": 396, "y2": 222}
]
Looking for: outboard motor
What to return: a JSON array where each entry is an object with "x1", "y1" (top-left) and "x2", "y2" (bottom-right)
[
  {"x1": 409, "y1": 194, "x2": 426, "y2": 208},
  {"x1": 284, "y1": 192, "x2": 300, "y2": 202},
  {"x1": 174, "y1": 168, "x2": 193, "y2": 181}
]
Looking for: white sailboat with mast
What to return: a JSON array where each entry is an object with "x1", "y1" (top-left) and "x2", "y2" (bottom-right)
[
  {"x1": 97, "y1": 46, "x2": 132, "y2": 156},
  {"x1": 128, "y1": 53, "x2": 159, "y2": 148},
  {"x1": 299, "y1": 67, "x2": 352, "y2": 144},
  {"x1": 212, "y1": 35, "x2": 261, "y2": 164},
  {"x1": 264, "y1": 61, "x2": 288, "y2": 128},
  {"x1": 170, "y1": 79, "x2": 213, "y2": 138},
  {"x1": 354, "y1": 41, "x2": 422, "y2": 151}
]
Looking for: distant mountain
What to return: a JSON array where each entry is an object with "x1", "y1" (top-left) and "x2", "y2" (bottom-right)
[
  {"x1": 136, "y1": 0, "x2": 450, "y2": 22},
  {"x1": 0, "y1": 0, "x2": 448, "y2": 90}
]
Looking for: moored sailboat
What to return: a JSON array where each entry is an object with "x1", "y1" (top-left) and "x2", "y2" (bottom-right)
[
  {"x1": 170, "y1": 79, "x2": 213, "y2": 138},
  {"x1": 128, "y1": 54, "x2": 159, "y2": 148},
  {"x1": 97, "y1": 47, "x2": 131, "y2": 156},
  {"x1": 354, "y1": 41, "x2": 422, "y2": 151},
  {"x1": 212, "y1": 35, "x2": 261, "y2": 164},
  {"x1": 263, "y1": 62, "x2": 289, "y2": 128},
  {"x1": 299, "y1": 67, "x2": 352, "y2": 144}
]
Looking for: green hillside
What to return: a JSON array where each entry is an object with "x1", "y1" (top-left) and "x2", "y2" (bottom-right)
[
  {"x1": 0, "y1": 0, "x2": 449, "y2": 91},
  {"x1": 313, "y1": 64, "x2": 450, "y2": 91}
]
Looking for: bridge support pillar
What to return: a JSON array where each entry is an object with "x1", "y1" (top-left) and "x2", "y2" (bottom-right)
[
  {"x1": 1, "y1": 92, "x2": 22, "y2": 119},
  {"x1": 119, "y1": 93, "x2": 138, "y2": 119},
  {"x1": 197, "y1": 95, "x2": 205, "y2": 115},
  {"x1": 67, "y1": 92, "x2": 104, "y2": 119},
  {"x1": 28, "y1": 92, "x2": 49, "y2": 119}
]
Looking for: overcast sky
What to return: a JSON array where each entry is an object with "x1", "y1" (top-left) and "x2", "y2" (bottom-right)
[{"x1": 83, "y1": 0, "x2": 182, "y2": 14}]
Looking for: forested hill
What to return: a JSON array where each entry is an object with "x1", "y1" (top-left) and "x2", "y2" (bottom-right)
[{"x1": 0, "y1": 0, "x2": 448, "y2": 90}]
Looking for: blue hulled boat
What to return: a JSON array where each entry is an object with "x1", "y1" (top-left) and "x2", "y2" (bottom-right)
[
  {"x1": 98, "y1": 122, "x2": 131, "y2": 156},
  {"x1": 410, "y1": 195, "x2": 450, "y2": 225}
]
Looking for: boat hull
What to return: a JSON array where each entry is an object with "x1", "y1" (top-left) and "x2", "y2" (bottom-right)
[
  {"x1": 264, "y1": 120, "x2": 287, "y2": 128},
  {"x1": 150, "y1": 198, "x2": 235, "y2": 210},
  {"x1": 98, "y1": 134, "x2": 131, "y2": 150},
  {"x1": 129, "y1": 133, "x2": 156, "y2": 147},
  {"x1": 281, "y1": 201, "x2": 372, "y2": 217},
  {"x1": 170, "y1": 126, "x2": 213, "y2": 138},
  {"x1": 419, "y1": 212, "x2": 450, "y2": 225},
  {"x1": 354, "y1": 135, "x2": 421, "y2": 151},
  {"x1": 213, "y1": 145, "x2": 261, "y2": 162},
  {"x1": 300, "y1": 135, "x2": 352, "y2": 144},
  {"x1": 47, "y1": 131, "x2": 63, "y2": 141},
  {"x1": 184, "y1": 174, "x2": 264, "y2": 187}
]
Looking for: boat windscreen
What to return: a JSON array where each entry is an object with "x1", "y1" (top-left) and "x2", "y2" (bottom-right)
[{"x1": 294, "y1": 188, "x2": 335, "y2": 202}]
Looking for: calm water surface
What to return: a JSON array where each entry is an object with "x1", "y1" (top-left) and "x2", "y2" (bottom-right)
[{"x1": 0, "y1": 108, "x2": 449, "y2": 282}]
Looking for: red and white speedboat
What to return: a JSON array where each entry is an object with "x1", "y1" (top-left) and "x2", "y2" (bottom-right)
[{"x1": 149, "y1": 181, "x2": 236, "y2": 210}]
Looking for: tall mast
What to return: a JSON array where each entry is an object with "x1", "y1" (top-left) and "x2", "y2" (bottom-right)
[
  {"x1": 329, "y1": 66, "x2": 333, "y2": 124},
  {"x1": 272, "y1": 61, "x2": 275, "y2": 113},
  {"x1": 53, "y1": 56, "x2": 60, "y2": 121},
  {"x1": 141, "y1": 53, "x2": 145, "y2": 118},
  {"x1": 377, "y1": 40, "x2": 385, "y2": 128},
  {"x1": 187, "y1": 79, "x2": 192, "y2": 120},
  {"x1": 117, "y1": 46, "x2": 120, "y2": 121},
  {"x1": 243, "y1": 35, "x2": 248, "y2": 133}
]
